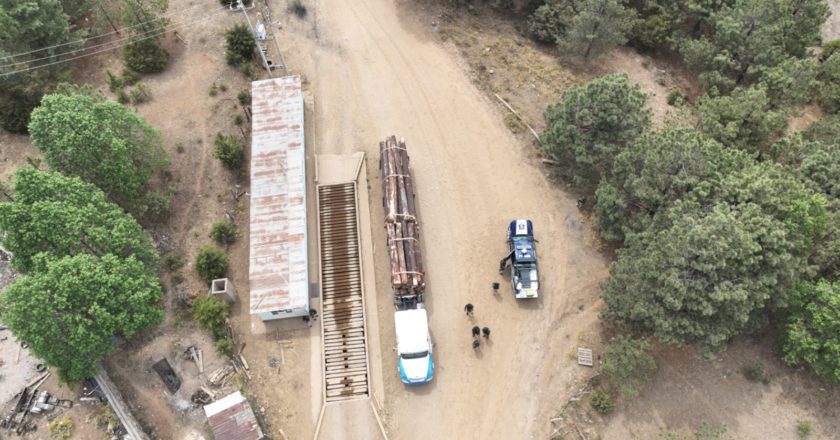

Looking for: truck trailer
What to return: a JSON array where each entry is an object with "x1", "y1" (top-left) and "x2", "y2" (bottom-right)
[{"x1": 380, "y1": 135, "x2": 434, "y2": 384}]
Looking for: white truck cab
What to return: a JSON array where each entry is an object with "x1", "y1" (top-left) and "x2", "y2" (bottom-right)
[{"x1": 394, "y1": 308, "x2": 434, "y2": 384}]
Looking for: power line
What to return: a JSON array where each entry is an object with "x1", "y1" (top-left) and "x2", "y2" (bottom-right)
[
  {"x1": 0, "y1": 6, "x2": 228, "y2": 70},
  {"x1": 0, "y1": 8, "x2": 229, "y2": 78},
  {"x1": 0, "y1": 2, "x2": 230, "y2": 62}
]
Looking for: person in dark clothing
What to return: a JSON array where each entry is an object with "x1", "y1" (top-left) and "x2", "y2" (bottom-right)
[
  {"x1": 482, "y1": 327, "x2": 490, "y2": 339},
  {"x1": 309, "y1": 308, "x2": 318, "y2": 321},
  {"x1": 499, "y1": 250, "x2": 514, "y2": 274},
  {"x1": 492, "y1": 282, "x2": 500, "y2": 295},
  {"x1": 472, "y1": 326, "x2": 481, "y2": 338},
  {"x1": 464, "y1": 303, "x2": 474, "y2": 316},
  {"x1": 472, "y1": 339, "x2": 480, "y2": 350},
  {"x1": 576, "y1": 196, "x2": 587, "y2": 209}
]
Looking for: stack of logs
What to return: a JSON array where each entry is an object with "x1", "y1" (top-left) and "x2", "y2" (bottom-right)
[{"x1": 380, "y1": 136, "x2": 425, "y2": 302}]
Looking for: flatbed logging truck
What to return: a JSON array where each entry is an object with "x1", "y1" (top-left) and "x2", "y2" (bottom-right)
[{"x1": 380, "y1": 135, "x2": 434, "y2": 385}]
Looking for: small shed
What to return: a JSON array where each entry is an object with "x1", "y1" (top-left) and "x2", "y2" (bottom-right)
[{"x1": 203, "y1": 391, "x2": 264, "y2": 440}]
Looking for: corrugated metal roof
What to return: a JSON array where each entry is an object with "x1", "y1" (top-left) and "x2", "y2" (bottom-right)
[
  {"x1": 249, "y1": 76, "x2": 309, "y2": 315},
  {"x1": 204, "y1": 391, "x2": 263, "y2": 440}
]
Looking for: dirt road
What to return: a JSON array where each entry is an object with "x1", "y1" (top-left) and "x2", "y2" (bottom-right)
[{"x1": 279, "y1": 0, "x2": 608, "y2": 438}]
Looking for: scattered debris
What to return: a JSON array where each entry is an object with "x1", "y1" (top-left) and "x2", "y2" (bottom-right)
[
  {"x1": 208, "y1": 365, "x2": 235, "y2": 387},
  {"x1": 191, "y1": 389, "x2": 213, "y2": 405}
]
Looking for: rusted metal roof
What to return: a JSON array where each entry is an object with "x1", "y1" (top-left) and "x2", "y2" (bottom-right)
[
  {"x1": 249, "y1": 76, "x2": 308, "y2": 316},
  {"x1": 204, "y1": 391, "x2": 263, "y2": 440}
]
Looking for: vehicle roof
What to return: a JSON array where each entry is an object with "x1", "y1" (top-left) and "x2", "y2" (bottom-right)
[{"x1": 395, "y1": 309, "x2": 430, "y2": 354}]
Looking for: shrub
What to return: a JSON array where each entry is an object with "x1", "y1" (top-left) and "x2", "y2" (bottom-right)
[
  {"x1": 289, "y1": 0, "x2": 307, "y2": 18},
  {"x1": 196, "y1": 245, "x2": 228, "y2": 282},
  {"x1": 666, "y1": 89, "x2": 684, "y2": 106},
  {"x1": 106, "y1": 69, "x2": 123, "y2": 92},
  {"x1": 209, "y1": 83, "x2": 219, "y2": 97},
  {"x1": 117, "y1": 89, "x2": 130, "y2": 104},
  {"x1": 819, "y1": 54, "x2": 840, "y2": 113},
  {"x1": 121, "y1": 69, "x2": 140, "y2": 86},
  {"x1": 0, "y1": 91, "x2": 40, "y2": 133},
  {"x1": 225, "y1": 24, "x2": 256, "y2": 66},
  {"x1": 190, "y1": 294, "x2": 229, "y2": 339},
  {"x1": 797, "y1": 420, "x2": 812, "y2": 437},
  {"x1": 631, "y1": 13, "x2": 671, "y2": 52},
  {"x1": 527, "y1": 3, "x2": 570, "y2": 44},
  {"x1": 239, "y1": 62, "x2": 258, "y2": 79},
  {"x1": 214, "y1": 133, "x2": 245, "y2": 170},
  {"x1": 122, "y1": 39, "x2": 169, "y2": 74},
  {"x1": 215, "y1": 337, "x2": 234, "y2": 355},
  {"x1": 237, "y1": 90, "x2": 251, "y2": 105},
  {"x1": 742, "y1": 362, "x2": 769, "y2": 384},
  {"x1": 210, "y1": 221, "x2": 238, "y2": 245},
  {"x1": 821, "y1": 39, "x2": 840, "y2": 61},
  {"x1": 163, "y1": 253, "x2": 185, "y2": 272},
  {"x1": 47, "y1": 415, "x2": 74, "y2": 440},
  {"x1": 143, "y1": 189, "x2": 173, "y2": 222},
  {"x1": 695, "y1": 421, "x2": 727, "y2": 440},
  {"x1": 233, "y1": 114, "x2": 244, "y2": 126},
  {"x1": 601, "y1": 336, "x2": 657, "y2": 399},
  {"x1": 176, "y1": 143, "x2": 185, "y2": 153},
  {"x1": 129, "y1": 84, "x2": 151, "y2": 104},
  {"x1": 590, "y1": 388, "x2": 614, "y2": 414}
]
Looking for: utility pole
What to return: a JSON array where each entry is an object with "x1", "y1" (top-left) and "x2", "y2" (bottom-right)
[{"x1": 238, "y1": 0, "x2": 273, "y2": 78}]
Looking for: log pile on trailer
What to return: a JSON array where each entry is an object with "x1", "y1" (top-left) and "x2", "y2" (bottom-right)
[{"x1": 380, "y1": 136, "x2": 425, "y2": 303}]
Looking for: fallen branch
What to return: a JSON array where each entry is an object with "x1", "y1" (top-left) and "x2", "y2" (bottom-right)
[{"x1": 494, "y1": 93, "x2": 542, "y2": 144}]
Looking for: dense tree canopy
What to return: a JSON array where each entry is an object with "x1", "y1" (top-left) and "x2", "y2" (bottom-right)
[
  {"x1": 0, "y1": 254, "x2": 163, "y2": 382},
  {"x1": 818, "y1": 54, "x2": 840, "y2": 113},
  {"x1": 28, "y1": 92, "x2": 169, "y2": 206},
  {"x1": 0, "y1": 169, "x2": 157, "y2": 273},
  {"x1": 698, "y1": 86, "x2": 786, "y2": 154},
  {"x1": 541, "y1": 73, "x2": 651, "y2": 185},
  {"x1": 558, "y1": 0, "x2": 636, "y2": 60},
  {"x1": 0, "y1": 0, "x2": 79, "y2": 133},
  {"x1": 600, "y1": 158, "x2": 826, "y2": 352},
  {"x1": 783, "y1": 280, "x2": 840, "y2": 382},
  {"x1": 595, "y1": 127, "x2": 748, "y2": 242},
  {"x1": 679, "y1": 0, "x2": 827, "y2": 92},
  {"x1": 527, "y1": 0, "x2": 576, "y2": 44}
]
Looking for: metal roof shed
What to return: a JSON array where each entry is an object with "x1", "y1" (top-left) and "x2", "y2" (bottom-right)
[
  {"x1": 203, "y1": 391, "x2": 264, "y2": 440},
  {"x1": 249, "y1": 76, "x2": 309, "y2": 320}
]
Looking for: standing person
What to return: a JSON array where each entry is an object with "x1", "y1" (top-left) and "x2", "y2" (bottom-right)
[
  {"x1": 472, "y1": 339, "x2": 480, "y2": 350},
  {"x1": 482, "y1": 327, "x2": 490, "y2": 339},
  {"x1": 472, "y1": 326, "x2": 481, "y2": 338},
  {"x1": 464, "y1": 303, "x2": 474, "y2": 316}
]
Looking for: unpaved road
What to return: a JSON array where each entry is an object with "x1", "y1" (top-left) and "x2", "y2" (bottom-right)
[{"x1": 280, "y1": 0, "x2": 608, "y2": 438}]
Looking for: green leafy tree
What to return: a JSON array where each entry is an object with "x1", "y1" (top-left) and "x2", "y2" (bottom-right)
[
  {"x1": 601, "y1": 202, "x2": 795, "y2": 352},
  {"x1": 0, "y1": 0, "x2": 80, "y2": 133},
  {"x1": 0, "y1": 169, "x2": 157, "y2": 273},
  {"x1": 213, "y1": 133, "x2": 245, "y2": 169},
  {"x1": 783, "y1": 280, "x2": 840, "y2": 382},
  {"x1": 595, "y1": 127, "x2": 748, "y2": 242},
  {"x1": 558, "y1": 0, "x2": 636, "y2": 60},
  {"x1": 527, "y1": 1, "x2": 576, "y2": 43},
  {"x1": 818, "y1": 54, "x2": 840, "y2": 113},
  {"x1": 698, "y1": 85, "x2": 786, "y2": 154},
  {"x1": 28, "y1": 92, "x2": 169, "y2": 207},
  {"x1": 191, "y1": 294, "x2": 229, "y2": 339},
  {"x1": 225, "y1": 23, "x2": 256, "y2": 66},
  {"x1": 803, "y1": 113, "x2": 840, "y2": 145},
  {"x1": 601, "y1": 162, "x2": 826, "y2": 352},
  {"x1": 0, "y1": 253, "x2": 163, "y2": 382},
  {"x1": 654, "y1": 0, "x2": 734, "y2": 36},
  {"x1": 541, "y1": 73, "x2": 651, "y2": 185},
  {"x1": 196, "y1": 245, "x2": 227, "y2": 282},
  {"x1": 600, "y1": 335, "x2": 657, "y2": 399}
]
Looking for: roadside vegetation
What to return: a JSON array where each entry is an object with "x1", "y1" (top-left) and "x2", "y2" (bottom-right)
[{"x1": 529, "y1": 0, "x2": 840, "y2": 386}]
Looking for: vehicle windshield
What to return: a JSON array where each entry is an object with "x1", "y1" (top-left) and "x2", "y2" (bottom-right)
[{"x1": 401, "y1": 350, "x2": 429, "y2": 359}]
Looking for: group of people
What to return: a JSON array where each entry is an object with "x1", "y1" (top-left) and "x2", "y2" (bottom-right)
[{"x1": 464, "y1": 303, "x2": 490, "y2": 350}]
